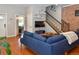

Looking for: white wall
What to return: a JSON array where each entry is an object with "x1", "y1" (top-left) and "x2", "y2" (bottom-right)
[
  {"x1": 25, "y1": 4, "x2": 61, "y2": 33},
  {"x1": 0, "y1": 4, "x2": 62, "y2": 36},
  {"x1": 32, "y1": 5, "x2": 46, "y2": 32},
  {"x1": 0, "y1": 5, "x2": 26, "y2": 37},
  {"x1": 47, "y1": 5, "x2": 62, "y2": 22},
  {"x1": 45, "y1": 22, "x2": 56, "y2": 33},
  {"x1": 0, "y1": 4, "x2": 51, "y2": 36},
  {"x1": 25, "y1": 6, "x2": 34, "y2": 32},
  {"x1": 25, "y1": 5, "x2": 49, "y2": 32},
  {"x1": 32, "y1": 5, "x2": 46, "y2": 21}
]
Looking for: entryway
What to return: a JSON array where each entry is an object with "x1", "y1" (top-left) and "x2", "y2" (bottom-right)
[{"x1": 16, "y1": 15, "x2": 25, "y2": 36}]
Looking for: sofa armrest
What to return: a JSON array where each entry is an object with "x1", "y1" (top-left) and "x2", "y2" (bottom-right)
[
  {"x1": 27, "y1": 38, "x2": 52, "y2": 55},
  {"x1": 21, "y1": 35, "x2": 52, "y2": 55},
  {"x1": 50, "y1": 39, "x2": 74, "y2": 55}
]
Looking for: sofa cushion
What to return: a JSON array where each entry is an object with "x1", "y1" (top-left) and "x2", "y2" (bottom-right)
[
  {"x1": 24, "y1": 31, "x2": 33, "y2": 37},
  {"x1": 46, "y1": 34, "x2": 66, "y2": 44},
  {"x1": 33, "y1": 33, "x2": 46, "y2": 42}
]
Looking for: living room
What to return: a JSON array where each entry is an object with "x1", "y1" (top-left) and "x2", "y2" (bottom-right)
[{"x1": 0, "y1": 4, "x2": 79, "y2": 55}]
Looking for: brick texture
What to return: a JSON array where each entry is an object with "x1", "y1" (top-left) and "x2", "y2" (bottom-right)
[{"x1": 62, "y1": 4, "x2": 79, "y2": 31}]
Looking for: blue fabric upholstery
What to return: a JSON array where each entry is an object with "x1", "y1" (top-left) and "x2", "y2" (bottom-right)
[
  {"x1": 75, "y1": 31, "x2": 79, "y2": 38},
  {"x1": 33, "y1": 33, "x2": 46, "y2": 42},
  {"x1": 20, "y1": 31, "x2": 79, "y2": 55},
  {"x1": 46, "y1": 35, "x2": 66, "y2": 44},
  {"x1": 24, "y1": 31, "x2": 33, "y2": 37},
  {"x1": 74, "y1": 31, "x2": 79, "y2": 44}
]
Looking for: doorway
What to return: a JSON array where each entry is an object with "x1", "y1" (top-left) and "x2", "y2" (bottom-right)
[
  {"x1": 0, "y1": 14, "x2": 7, "y2": 37},
  {"x1": 16, "y1": 15, "x2": 25, "y2": 36}
]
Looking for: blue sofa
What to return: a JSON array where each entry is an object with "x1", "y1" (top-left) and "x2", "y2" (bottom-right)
[{"x1": 20, "y1": 31, "x2": 79, "y2": 55}]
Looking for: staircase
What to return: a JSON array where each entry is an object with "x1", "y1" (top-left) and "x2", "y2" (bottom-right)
[
  {"x1": 61, "y1": 20, "x2": 70, "y2": 32},
  {"x1": 45, "y1": 8, "x2": 70, "y2": 34}
]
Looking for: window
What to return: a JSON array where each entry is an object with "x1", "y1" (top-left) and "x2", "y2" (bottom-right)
[
  {"x1": 75, "y1": 10, "x2": 79, "y2": 16},
  {"x1": 0, "y1": 16, "x2": 4, "y2": 19}
]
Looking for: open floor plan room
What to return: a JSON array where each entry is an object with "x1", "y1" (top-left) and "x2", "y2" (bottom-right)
[{"x1": 0, "y1": 4, "x2": 79, "y2": 55}]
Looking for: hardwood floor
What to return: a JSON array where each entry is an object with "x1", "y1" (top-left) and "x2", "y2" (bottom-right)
[
  {"x1": 67, "y1": 45, "x2": 79, "y2": 55},
  {"x1": 6, "y1": 36, "x2": 35, "y2": 55},
  {"x1": 5, "y1": 36, "x2": 79, "y2": 55}
]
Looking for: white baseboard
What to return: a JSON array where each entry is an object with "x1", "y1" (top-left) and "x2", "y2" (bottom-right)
[{"x1": 7, "y1": 35, "x2": 16, "y2": 37}]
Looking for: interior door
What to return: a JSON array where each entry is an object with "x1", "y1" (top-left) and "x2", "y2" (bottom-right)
[{"x1": 0, "y1": 14, "x2": 6, "y2": 37}]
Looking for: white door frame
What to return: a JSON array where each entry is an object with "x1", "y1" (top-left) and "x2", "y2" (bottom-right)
[
  {"x1": 15, "y1": 15, "x2": 25, "y2": 36},
  {"x1": 0, "y1": 13, "x2": 7, "y2": 37}
]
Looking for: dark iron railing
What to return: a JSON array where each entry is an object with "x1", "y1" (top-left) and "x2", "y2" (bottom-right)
[{"x1": 45, "y1": 11, "x2": 70, "y2": 34}]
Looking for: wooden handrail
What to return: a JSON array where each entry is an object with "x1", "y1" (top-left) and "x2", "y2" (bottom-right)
[
  {"x1": 62, "y1": 20, "x2": 69, "y2": 26},
  {"x1": 45, "y1": 11, "x2": 61, "y2": 24},
  {"x1": 45, "y1": 19, "x2": 62, "y2": 34},
  {"x1": 46, "y1": 11, "x2": 70, "y2": 32},
  {"x1": 61, "y1": 20, "x2": 70, "y2": 32}
]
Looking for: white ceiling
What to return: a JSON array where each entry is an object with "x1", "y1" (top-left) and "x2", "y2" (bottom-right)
[
  {"x1": 59, "y1": 4, "x2": 74, "y2": 7},
  {"x1": 0, "y1": 4, "x2": 50, "y2": 8},
  {"x1": 0, "y1": 4, "x2": 74, "y2": 9}
]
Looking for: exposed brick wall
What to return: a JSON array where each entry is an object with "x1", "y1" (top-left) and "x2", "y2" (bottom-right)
[{"x1": 62, "y1": 4, "x2": 79, "y2": 31}]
